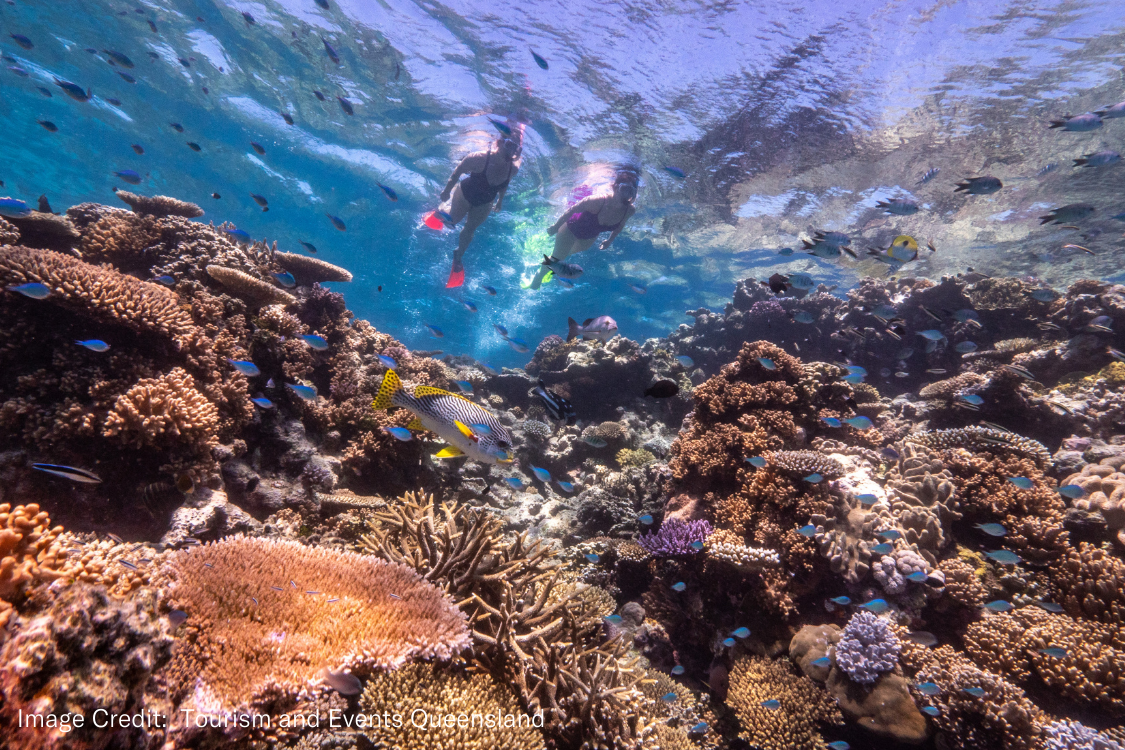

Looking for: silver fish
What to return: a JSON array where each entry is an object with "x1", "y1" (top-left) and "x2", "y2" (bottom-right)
[{"x1": 567, "y1": 315, "x2": 618, "y2": 342}]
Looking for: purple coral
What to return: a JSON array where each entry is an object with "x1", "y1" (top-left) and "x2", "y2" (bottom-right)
[
  {"x1": 1043, "y1": 720, "x2": 1124, "y2": 750},
  {"x1": 834, "y1": 610, "x2": 901, "y2": 684},
  {"x1": 637, "y1": 519, "x2": 712, "y2": 557}
]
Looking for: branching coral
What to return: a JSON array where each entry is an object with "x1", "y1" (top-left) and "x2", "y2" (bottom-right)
[
  {"x1": 0, "y1": 217, "x2": 20, "y2": 245},
  {"x1": 706, "y1": 528, "x2": 780, "y2": 570},
  {"x1": 274, "y1": 252, "x2": 353, "y2": 284},
  {"x1": 727, "y1": 656, "x2": 843, "y2": 750},
  {"x1": 114, "y1": 190, "x2": 204, "y2": 218},
  {"x1": 834, "y1": 611, "x2": 901, "y2": 684},
  {"x1": 155, "y1": 535, "x2": 470, "y2": 712},
  {"x1": 1049, "y1": 542, "x2": 1125, "y2": 624},
  {"x1": 637, "y1": 519, "x2": 712, "y2": 556},
  {"x1": 206, "y1": 265, "x2": 296, "y2": 307},
  {"x1": 0, "y1": 246, "x2": 196, "y2": 341},
  {"x1": 358, "y1": 663, "x2": 546, "y2": 749},
  {"x1": 102, "y1": 367, "x2": 220, "y2": 452},
  {"x1": 0, "y1": 504, "x2": 68, "y2": 628}
]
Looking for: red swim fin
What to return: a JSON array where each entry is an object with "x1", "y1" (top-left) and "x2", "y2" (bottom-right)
[
  {"x1": 446, "y1": 266, "x2": 465, "y2": 288},
  {"x1": 423, "y1": 211, "x2": 444, "y2": 230}
]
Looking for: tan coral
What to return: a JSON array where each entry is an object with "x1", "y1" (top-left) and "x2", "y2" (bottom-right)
[
  {"x1": 206, "y1": 265, "x2": 296, "y2": 307},
  {"x1": 1050, "y1": 542, "x2": 1125, "y2": 624},
  {"x1": 1063, "y1": 458, "x2": 1125, "y2": 546},
  {"x1": 274, "y1": 251, "x2": 353, "y2": 283},
  {"x1": 114, "y1": 190, "x2": 204, "y2": 218},
  {"x1": 154, "y1": 536, "x2": 470, "y2": 712},
  {"x1": 0, "y1": 218, "x2": 19, "y2": 245},
  {"x1": 919, "y1": 372, "x2": 984, "y2": 400},
  {"x1": 0, "y1": 246, "x2": 195, "y2": 341},
  {"x1": 726, "y1": 655, "x2": 843, "y2": 750},
  {"x1": 359, "y1": 663, "x2": 546, "y2": 749},
  {"x1": 78, "y1": 210, "x2": 161, "y2": 263},
  {"x1": 102, "y1": 368, "x2": 220, "y2": 451},
  {"x1": 0, "y1": 504, "x2": 68, "y2": 628}
]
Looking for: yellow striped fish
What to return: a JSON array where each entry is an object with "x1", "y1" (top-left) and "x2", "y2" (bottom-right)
[{"x1": 372, "y1": 370, "x2": 513, "y2": 464}]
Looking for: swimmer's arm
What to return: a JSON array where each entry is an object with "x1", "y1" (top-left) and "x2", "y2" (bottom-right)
[
  {"x1": 493, "y1": 184, "x2": 508, "y2": 212},
  {"x1": 547, "y1": 196, "x2": 600, "y2": 234},
  {"x1": 599, "y1": 206, "x2": 635, "y2": 250},
  {"x1": 439, "y1": 155, "x2": 476, "y2": 200}
]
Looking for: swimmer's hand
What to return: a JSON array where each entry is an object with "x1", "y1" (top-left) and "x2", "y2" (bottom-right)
[
  {"x1": 439, "y1": 187, "x2": 451, "y2": 202},
  {"x1": 599, "y1": 239, "x2": 612, "y2": 250},
  {"x1": 493, "y1": 201, "x2": 503, "y2": 213},
  {"x1": 547, "y1": 224, "x2": 559, "y2": 236}
]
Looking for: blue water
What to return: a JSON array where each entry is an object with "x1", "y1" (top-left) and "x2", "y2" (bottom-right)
[{"x1": 2, "y1": 0, "x2": 1124, "y2": 365}]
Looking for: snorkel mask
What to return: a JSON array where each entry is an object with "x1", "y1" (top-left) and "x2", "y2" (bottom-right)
[{"x1": 500, "y1": 137, "x2": 521, "y2": 159}]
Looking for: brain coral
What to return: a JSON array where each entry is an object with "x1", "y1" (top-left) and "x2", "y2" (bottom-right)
[
  {"x1": 155, "y1": 536, "x2": 470, "y2": 712},
  {"x1": 834, "y1": 611, "x2": 901, "y2": 684}
]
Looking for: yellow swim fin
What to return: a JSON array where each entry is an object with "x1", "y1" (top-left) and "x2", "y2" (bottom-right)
[
  {"x1": 372, "y1": 369, "x2": 403, "y2": 411},
  {"x1": 434, "y1": 446, "x2": 465, "y2": 458}
]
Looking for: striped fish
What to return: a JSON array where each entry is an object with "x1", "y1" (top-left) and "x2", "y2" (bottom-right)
[{"x1": 372, "y1": 370, "x2": 514, "y2": 464}]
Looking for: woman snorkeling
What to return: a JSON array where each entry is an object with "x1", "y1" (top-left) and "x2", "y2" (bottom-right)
[
  {"x1": 529, "y1": 169, "x2": 638, "y2": 290},
  {"x1": 437, "y1": 133, "x2": 522, "y2": 288}
]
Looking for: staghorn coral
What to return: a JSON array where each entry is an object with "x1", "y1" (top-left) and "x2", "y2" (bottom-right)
[
  {"x1": 154, "y1": 535, "x2": 470, "y2": 712},
  {"x1": 102, "y1": 367, "x2": 220, "y2": 452},
  {"x1": 1049, "y1": 542, "x2": 1125, "y2": 624},
  {"x1": 637, "y1": 519, "x2": 712, "y2": 556},
  {"x1": 0, "y1": 503, "x2": 68, "y2": 628},
  {"x1": 114, "y1": 190, "x2": 204, "y2": 218},
  {"x1": 906, "y1": 426, "x2": 1051, "y2": 465},
  {"x1": 0, "y1": 246, "x2": 196, "y2": 341},
  {"x1": 770, "y1": 450, "x2": 845, "y2": 479},
  {"x1": 274, "y1": 252, "x2": 353, "y2": 284},
  {"x1": 727, "y1": 656, "x2": 843, "y2": 750},
  {"x1": 358, "y1": 663, "x2": 546, "y2": 749},
  {"x1": 206, "y1": 264, "x2": 296, "y2": 307},
  {"x1": 834, "y1": 610, "x2": 901, "y2": 684}
]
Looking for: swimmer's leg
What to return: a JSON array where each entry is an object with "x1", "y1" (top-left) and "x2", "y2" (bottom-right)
[{"x1": 450, "y1": 202, "x2": 492, "y2": 277}]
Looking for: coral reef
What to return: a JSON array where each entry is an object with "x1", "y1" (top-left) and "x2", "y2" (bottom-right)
[
  {"x1": 206, "y1": 264, "x2": 297, "y2": 307},
  {"x1": 834, "y1": 610, "x2": 901, "y2": 684},
  {"x1": 637, "y1": 518, "x2": 711, "y2": 556},
  {"x1": 726, "y1": 655, "x2": 843, "y2": 750},
  {"x1": 274, "y1": 252, "x2": 353, "y2": 284}
]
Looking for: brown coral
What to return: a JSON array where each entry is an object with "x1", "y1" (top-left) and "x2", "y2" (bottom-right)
[
  {"x1": 155, "y1": 536, "x2": 470, "y2": 711},
  {"x1": 78, "y1": 210, "x2": 161, "y2": 265},
  {"x1": 274, "y1": 251, "x2": 353, "y2": 283},
  {"x1": 0, "y1": 504, "x2": 68, "y2": 628},
  {"x1": 206, "y1": 265, "x2": 296, "y2": 307},
  {"x1": 1049, "y1": 542, "x2": 1125, "y2": 624},
  {"x1": 0, "y1": 246, "x2": 195, "y2": 341},
  {"x1": 1063, "y1": 458, "x2": 1125, "y2": 546},
  {"x1": 918, "y1": 372, "x2": 984, "y2": 400},
  {"x1": 102, "y1": 367, "x2": 221, "y2": 452},
  {"x1": 727, "y1": 655, "x2": 843, "y2": 750},
  {"x1": 0, "y1": 217, "x2": 19, "y2": 245},
  {"x1": 114, "y1": 190, "x2": 204, "y2": 218}
]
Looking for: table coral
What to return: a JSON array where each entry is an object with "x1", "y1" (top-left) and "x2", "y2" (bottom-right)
[
  {"x1": 113, "y1": 190, "x2": 204, "y2": 218},
  {"x1": 906, "y1": 426, "x2": 1051, "y2": 464},
  {"x1": 206, "y1": 264, "x2": 296, "y2": 307},
  {"x1": 274, "y1": 251, "x2": 353, "y2": 284},
  {"x1": 727, "y1": 655, "x2": 843, "y2": 750}
]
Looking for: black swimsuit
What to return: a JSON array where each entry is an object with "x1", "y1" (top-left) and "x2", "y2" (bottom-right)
[{"x1": 460, "y1": 149, "x2": 512, "y2": 207}]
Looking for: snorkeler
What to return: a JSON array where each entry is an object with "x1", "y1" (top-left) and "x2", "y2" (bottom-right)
[
  {"x1": 437, "y1": 134, "x2": 522, "y2": 288},
  {"x1": 529, "y1": 170, "x2": 638, "y2": 290}
]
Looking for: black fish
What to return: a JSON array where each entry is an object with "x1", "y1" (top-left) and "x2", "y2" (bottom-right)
[
  {"x1": 954, "y1": 176, "x2": 1002, "y2": 195},
  {"x1": 132, "y1": 143, "x2": 144, "y2": 154},
  {"x1": 211, "y1": 192, "x2": 221, "y2": 199},
  {"x1": 103, "y1": 49, "x2": 135, "y2": 68},
  {"x1": 38, "y1": 195, "x2": 53, "y2": 213},
  {"x1": 178, "y1": 57, "x2": 190, "y2": 67},
  {"x1": 106, "y1": 97, "x2": 122, "y2": 106},
  {"x1": 148, "y1": 20, "x2": 158, "y2": 32},
  {"x1": 250, "y1": 193, "x2": 268, "y2": 209},
  {"x1": 54, "y1": 78, "x2": 91, "y2": 102},
  {"x1": 761, "y1": 273, "x2": 789, "y2": 294},
  {"x1": 170, "y1": 122, "x2": 184, "y2": 132},
  {"x1": 644, "y1": 379, "x2": 679, "y2": 399},
  {"x1": 186, "y1": 141, "x2": 201, "y2": 151},
  {"x1": 395, "y1": 63, "x2": 401, "y2": 80},
  {"x1": 281, "y1": 112, "x2": 294, "y2": 124},
  {"x1": 535, "y1": 379, "x2": 576, "y2": 425},
  {"x1": 37, "y1": 120, "x2": 58, "y2": 132},
  {"x1": 337, "y1": 96, "x2": 353, "y2": 115},
  {"x1": 323, "y1": 38, "x2": 340, "y2": 64},
  {"x1": 251, "y1": 141, "x2": 265, "y2": 155},
  {"x1": 242, "y1": 11, "x2": 255, "y2": 25},
  {"x1": 10, "y1": 34, "x2": 33, "y2": 50},
  {"x1": 315, "y1": 0, "x2": 330, "y2": 8},
  {"x1": 36, "y1": 86, "x2": 52, "y2": 97},
  {"x1": 314, "y1": 90, "x2": 326, "y2": 101}
]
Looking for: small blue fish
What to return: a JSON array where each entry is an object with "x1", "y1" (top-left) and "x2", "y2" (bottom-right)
[
  {"x1": 793, "y1": 311, "x2": 815, "y2": 324},
  {"x1": 426, "y1": 324, "x2": 444, "y2": 338},
  {"x1": 856, "y1": 494, "x2": 878, "y2": 506},
  {"x1": 377, "y1": 183, "x2": 398, "y2": 202},
  {"x1": 732, "y1": 627, "x2": 750, "y2": 638},
  {"x1": 382, "y1": 426, "x2": 413, "y2": 441},
  {"x1": 827, "y1": 743, "x2": 850, "y2": 750},
  {"x1": 0, "y1": 198, "x2": 32, "y2": 218},
  {"x1": 604, "y1": 614, "x2": 622, "y2": 624},
  {"x1": 300, "y1": 334, "x2": 329, "y2": 350},
  {"x1": 660, "y1": 692, "x2": 677, "y2": 703},
  {"x1": 273, "y1": 272, "x2": 297, "y2": 288},
  {"x1": 226, "y1": 359, "x2": 261, "y2": 377},
  {"x1": 556, "y1": 480, "x2": 574, "y2": 492},
  {"x1": 1058, "y1": 484, "x2": 1085, "y2": 499},
  {"x1": 842, "y1": 373, "x2": 865, "y2": 384},
  {"x1": 585, "y1": 553, "x2": 599, "y2": 563},
  {"x1": 984, "y1": 600, "x2": 1014, "y2": 613},
  {"x1": 919, "y1": 330, "x2": 945, "y2": 341},
  {"x1": 300, "y1": 241, "x2": 318, "y2": 254},
  {"x1": 870, "y1": 543, "x2": 893, "y2": 555},
  {"x1": 746, "y1": 456, "x2": 768, "y2": 468},
  {"x1": 877, "y1": 529, "x2": 902, "y2": 541},
  {"x1": 822, "y1": 417, "x2": 842, "y2": 428},
  {"x1": 689, "y1": 721, "x2": 707, "y2": 733},
  {"x1": 507, "y1": 337, "x2": 530, "y2": 353},
  {"x1": 1039, "y1": 647, "x2": 1067, "y2": 658},
  {"x1": 453, "y1": 380, "x2": 473, "y2": 393},
  {"x1": 251, "y1": 397, "x2": 274, "y2": 409},
  {"x1": 914, "y1": 682, "x2": 940, "y2": 696},
  {"x1": 504, "y1": 477, "x2": 525, "y2": 490},
  {"x1": 975, "y1": 523, "x2": 1007, "y2": 537},
  {"x1": 963, "y1": 687, "x2": 986, "y2": 698},
  {"x1": 844, "y1": 416, "x2": 873, "y2": 429},
  {"x1": 154, "y1": 275, "x2": 176, "y2": 286},
  {"x1": 483, "y1": 285, "x2": 498, "y2": 296},
  {"x1": 30, "y1": 464, "x2": 102, "y2": 483},
  {"x1": 922, "y1": 706, "x2": 940, "y2": 717},
  {"x1": 1034, "y1": 600, "x2": 1064, "y2": 613},
  {"x1": 985, "y1": 550, "x2": 1021, "y2": 565},
  {"x1": 829, "y1": 596, "x2": 851, "y2": 605},
  {"x1": 757, "y1": 357, "x2": 777, "y2": 370},
  {"x1": 957, "y1": 394, "x2": 984, "y2": 406},
  {"x1": 664, "y1": 166, "x2": 685, "y2": 179},
  {"x1": 955, "y1": 341, "x2": 978, "y2": 353},
  {"x1": 479, "y1": 363, "x2": 499, "y2": 375},
  {"x1": 861, "y1": 599, "x2": 889, "y2": 614},
  {"x1": 114, "y1": 169, "x2": 142, "y2": 185},
  {"x1": 75, "y1": 339, "x2": 110, "y2": 352},
  {"x1": 882, "y1": 446, "x2": 901, "y2": 460},
  {"x1": 287, "y1": 383, "x2": 317, "y2": 400},
  {"x1": 225, "y1": 228, "x2": 252, "y2": 245},
  {"x1": 531, "y1": 49, "x2": 549, "y2": 70},
  {"x1": 760, "y1": 699, "x2": 781, "y2": 710},
  {"x1": 530, "y1": 465, "x2": 551, "y2": 482},
  {"x1": 1007, "y1": 477, "x2": 1033, "y2": 490},
  {"x1": 672, "y1": 665, "x2": 686, "y2": 675},
  {"x1": 326, "y1": 213, "x2": 346, "y2": 231},
  {"x1": 671, "y1": 582, "x2": 686, "y2": 592},
  {"x1": 639, "y1": 514, "x2": 654, "y2": 525},
  {"x1": 677, "y1": 355, "x2": 694, "y2": 367},
  {"x1": 804, "y1": 473, "x2": 823, "y2": 483},
  {"x1": 458, "y1": 298, "x2": 478, "y2": 313},
  {"x1": 494, "y1": 323, "x2": 510, "y2": 338},
  {"x1": 811, "y1": 656, "x2": 831, "y2": 668},
  {"x1": 377, "y1": 355, "x2": 397, "y2": 369},
  {"x1": 797, "y1": 524, "x2": 816, "y2": 537},
  {"x1": 722, "y1": 637, "x2": 736, "y2": 647},
  {"x1": 690, "y1": 540, "x2": 705, "y2": 551},
  {"x1": 906, "y1": 571, "x2": 928, "y2": 583}
]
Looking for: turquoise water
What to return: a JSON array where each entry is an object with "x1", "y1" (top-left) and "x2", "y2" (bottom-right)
[{"x1": 2, "y1": 0, "x2": 1124, "y2": 364}]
